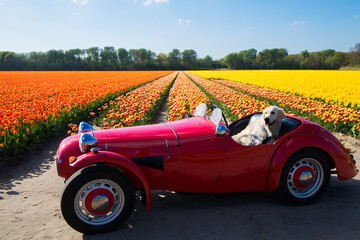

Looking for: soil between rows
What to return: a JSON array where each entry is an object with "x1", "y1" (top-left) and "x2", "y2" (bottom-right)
[{"x1": 0, "y1": 106, "x2": 360, "y2": 240}]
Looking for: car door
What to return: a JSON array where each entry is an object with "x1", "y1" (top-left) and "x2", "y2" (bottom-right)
[
  {"x1": 213, "y1": 134, "x2": 276, "y2": 193},
  {"x1": 179, "y1": 132, "x2": 228, "y2": 193}
]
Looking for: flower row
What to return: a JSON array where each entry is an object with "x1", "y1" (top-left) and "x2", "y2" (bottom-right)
[
  {"x1": 216, "y1": 79, "x2": 360, "y2": 133},
  {"x1": 0, "y1": 71, "x2": 173, "y2": 133},
  {"x1": 85, "y1": 72, "x2": 178, "y2": 130},
  {"x1": 189, "y1": 70, "x2": 360, "y2": 108},
  {"x1": 187, "y1": 72, "x2": 359, "y2": 137},
  {"x1": 167, "y1": 72, "x2": 210, "y2": 121},
  {"x1": 0, "y1": 71, "x2": 174, "y2": 159},
  {"x1": 186, "y1": 72, "x2": 270, "y2": 119}
]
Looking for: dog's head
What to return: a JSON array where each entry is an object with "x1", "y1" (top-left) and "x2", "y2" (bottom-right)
[{"x1": 262, "y1": 106, "x2": 285, "y2": 127}]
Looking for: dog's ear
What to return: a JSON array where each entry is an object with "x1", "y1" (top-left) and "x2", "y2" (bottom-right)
[{"x1": 277, "y1": 108, "x2": 286, "y2": 121}]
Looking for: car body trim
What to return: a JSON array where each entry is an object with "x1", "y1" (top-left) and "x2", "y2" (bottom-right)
[
  {"x1": 164, "y1": 123, "x2": 180, "y2": 147},
  {"x1": 130, "y1": 156, "x2": 164, "y2": 171}
]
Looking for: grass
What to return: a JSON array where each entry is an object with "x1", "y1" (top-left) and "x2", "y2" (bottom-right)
[{"x1": 339, "y1": 65, "x2": 360, "y2": 71}]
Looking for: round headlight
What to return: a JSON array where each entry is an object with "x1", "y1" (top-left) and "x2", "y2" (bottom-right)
[
  {"x1": 78, "y1": 122, "x2": 94, "y2": 134},
  {"x1": 79, "y1": 133, "x2": 98, "y2": 153}
]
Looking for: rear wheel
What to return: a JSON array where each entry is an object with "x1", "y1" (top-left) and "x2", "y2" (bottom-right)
[
  {"x1": 61, "y1": 165, "x2": 135, "y2": 234},
  {"x1": 278, "y1": 149, "x2": 330, "y2": 205}
]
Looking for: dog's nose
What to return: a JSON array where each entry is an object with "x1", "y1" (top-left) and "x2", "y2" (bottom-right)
[{"x1": 264, "y1": 118, "x2": 270, "y2": 124}]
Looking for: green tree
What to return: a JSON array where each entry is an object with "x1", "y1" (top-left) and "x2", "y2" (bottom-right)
[
  {"x1": 86, "y1": 47, "x2": 100, "y2": 70},
  {"x1": 318, "y1": 49, "x2": 335, "y2": 69},
  {"x1": 325, "y1": 52, "x2": 346, "y2": 69},
  {"x1": 258, "y1": 49, "x2": 271, "y2": 69},
  {"x1": 0, "y1": 51, "x2": 11, "y2": 70},
  {"x1": 181, "y1": 49, "x2": 197, "y2": 69},
  {"x1": 46, "y1": 49, "x2": 65, "y2": 70},
  {"x1": 100, "y1": 46, "x2": 118, "y2": 70},
  {"x1": 3, "y1": 52, "x2": 16, "y2": 70},
  {"x1": 146, "y1": 49, "x2": 156, "y2": 69},
  {"x1": 307, "y1": 52, "x2": 320, "y2": 69},
  {"x1": 300, "y1": 50, "x2": 309, "y2": 69},
  {"x1": 353, "y1": 42, "x2": 360, "y2": 52},
  {"x1": 240, "y1": 48, "x2": 257, "y2": 69},
  {"x1": 155, "y1": 53, "x2": 168, "y2": 69},
  {"x1": 258, "y1": 48, "x2": 288, "y2": 69},
  {"x1": 65, "y1": 48, "x2": 83, "y2": 70},
  {"x1": 117, "y1": 48, "x2": 130, "y2": 70},
  {"x1": 27, "y1": 52, "x2": 47, "y2": 70},
  {"x1": 202, "y1": 55, "x2": 213, "y2": 69},
  {"x1": 223, "y1": 52, "x2": 240, "y2": 69},
  {"x1": 168, "y1": 49, "x2": 181, "y2": 69},
  {"x1": 133, "y1": 48, "x2": 148, "y2": 69},
  {"x1": 347, "y1": 42, "x2": 360, "y2": 66},
  {"x1": 284, "y1": 54, "x2": 300, "y2": 69}
]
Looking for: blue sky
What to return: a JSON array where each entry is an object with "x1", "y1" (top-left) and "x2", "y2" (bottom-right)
[{"x1": 0, "y1": 0, "x2": 359, "y2": 59}]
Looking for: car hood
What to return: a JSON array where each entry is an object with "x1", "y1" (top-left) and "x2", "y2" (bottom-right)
[
  {"x1": 164, "y1": 117, "x2": 217, "y2": 144},
  {"x1": 59, "y1": 122, "x2": 181, "y2": 161},
  {"x1": 92, "y1": 117, "x2": 216, "y2": 150},
  {"x1": 93, "y1": 123, "x2": 178, "y2": 150},
  {"x1": 58, "y1": 117, "x2": 216, "y2": 159}
]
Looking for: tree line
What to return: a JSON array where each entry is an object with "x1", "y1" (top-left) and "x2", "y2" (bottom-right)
[
  {"x1": 222, "y1": 45, "x2": 360, "y2": 70},
  {"x1": 0, "y1": 47, "x2": 212, "y2": 71},
  {"x1": 0, "y1": 43, "x2": 359, "y2": 71}
]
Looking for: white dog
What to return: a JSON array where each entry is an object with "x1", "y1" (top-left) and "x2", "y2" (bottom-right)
[{"x1": 232, "y1": 106, "x2": 285, "y2": 146}]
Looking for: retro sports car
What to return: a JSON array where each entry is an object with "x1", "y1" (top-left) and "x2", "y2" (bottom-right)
[{"x1": 57, "y1": 104, "x2": 357, "y2": 234}]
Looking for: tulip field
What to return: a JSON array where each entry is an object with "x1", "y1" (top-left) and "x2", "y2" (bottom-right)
[
  {"x1": 190, "y1": 70, "x2": 360, "y2": 108},
  {"x1": 0, "y1": 71, "x2": 173, "y2": 159},
  {"x1": 188, "y1": 70, "x2": 360, "y2": 136},
  {"x1": 1, "y1": 70, "x2": 360, "y2": 160},
  {"x1": 88, "y1": 71, "x2": 178, "y2": 130},
  {"x1": 168, "y1": 72, "x2": 211, "y2": 121}
]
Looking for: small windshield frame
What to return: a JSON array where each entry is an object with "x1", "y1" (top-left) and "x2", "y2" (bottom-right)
[
  {"x1": 193, "y1": 103, "x2": 207, "y2": 117},
  {"x1": 209, "y1": 108, "x2": 222, "y2": 126}
]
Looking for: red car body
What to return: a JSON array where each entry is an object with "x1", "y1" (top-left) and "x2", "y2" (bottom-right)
[
  {"x1": 58, "y1": 114, "x2": 356, "y2": 206},
  {"x1": 57, "y1": 107, "x2": 357, "y2": 234}
]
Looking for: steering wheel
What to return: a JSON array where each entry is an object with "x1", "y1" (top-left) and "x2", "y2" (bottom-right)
[{"x1": 211, "y1": 104, "x2": 229, "y2": 129}]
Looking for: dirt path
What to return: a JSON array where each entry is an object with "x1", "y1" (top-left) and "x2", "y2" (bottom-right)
[
  {"x1": 1, "y1": 118, "x2": 360, "y2": 239},
  {"x1": 151, "y1": 97, "x2": 169, "y2": 124}
]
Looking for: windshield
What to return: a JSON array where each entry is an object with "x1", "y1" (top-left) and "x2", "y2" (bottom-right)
[
  {"x1": 193, "y1": 103, "x2": 207, "y2": 117},
  {"x1": 209, "y1": 108, "x2": 222, "y2": 125}
]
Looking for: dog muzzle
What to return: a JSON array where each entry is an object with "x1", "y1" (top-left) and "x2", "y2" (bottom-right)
[{"x1": 265, "y1": 118, "x2": 275, "y2": 126}]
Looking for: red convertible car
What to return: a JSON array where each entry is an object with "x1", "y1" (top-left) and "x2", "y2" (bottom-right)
[{"x1": 57, "y1": 104, "x2": 357, "y2": 234}]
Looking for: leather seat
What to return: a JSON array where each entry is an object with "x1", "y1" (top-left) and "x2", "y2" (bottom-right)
[
  {"x1": 230, "y1": 115, "x2": 301, "y2": 139},
  {"x1": 278, "y1": 118, "x2": 301, "y2": 138}
]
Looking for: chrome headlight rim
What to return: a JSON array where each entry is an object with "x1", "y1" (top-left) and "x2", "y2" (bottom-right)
[{"x1": 79, "y1": 133, "x2": 98, "y2": 153}]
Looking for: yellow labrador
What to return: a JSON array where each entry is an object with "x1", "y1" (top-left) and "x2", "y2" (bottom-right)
[{"x1": 232, "y1": 106, "x2": 285, "y2": 146}]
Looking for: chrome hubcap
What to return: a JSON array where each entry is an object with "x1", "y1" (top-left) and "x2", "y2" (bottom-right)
[
  {"x1": 299, "y1": 171, "x2": 313, "y2": 186},
  {"x1": 91, "y1": 195, "x2": 110, "y2": 212},
  {"x1": 287, "y1": 158, "x2": 324, "y2": 198},
  {"x1": 74, "y1": 179, "x2": 125, "y2": 225}
]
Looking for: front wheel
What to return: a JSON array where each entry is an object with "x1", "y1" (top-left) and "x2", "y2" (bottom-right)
[
  {"x1": 61, "y1": 165, "x2": 135, "y2": 234},
  {"x1": 278, "y1": 149, "x2": 330, "y2": 205}
]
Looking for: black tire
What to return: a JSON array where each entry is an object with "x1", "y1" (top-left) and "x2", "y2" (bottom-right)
[
  {"x1": 61, "y1": 165, "x2": 135, "y2": 234},
  {"x1": 278, "y1": 148, "x2": 330, "y2": 205}
]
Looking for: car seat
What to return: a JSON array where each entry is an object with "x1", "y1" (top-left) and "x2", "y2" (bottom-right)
[{"x1": 230, "y1": 115, "x2": 301, "y2": 140}]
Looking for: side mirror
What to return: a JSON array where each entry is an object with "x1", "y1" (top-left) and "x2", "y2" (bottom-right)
[{"x1": 216, "y1": 125, "x2": 230, "y2": 136}]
